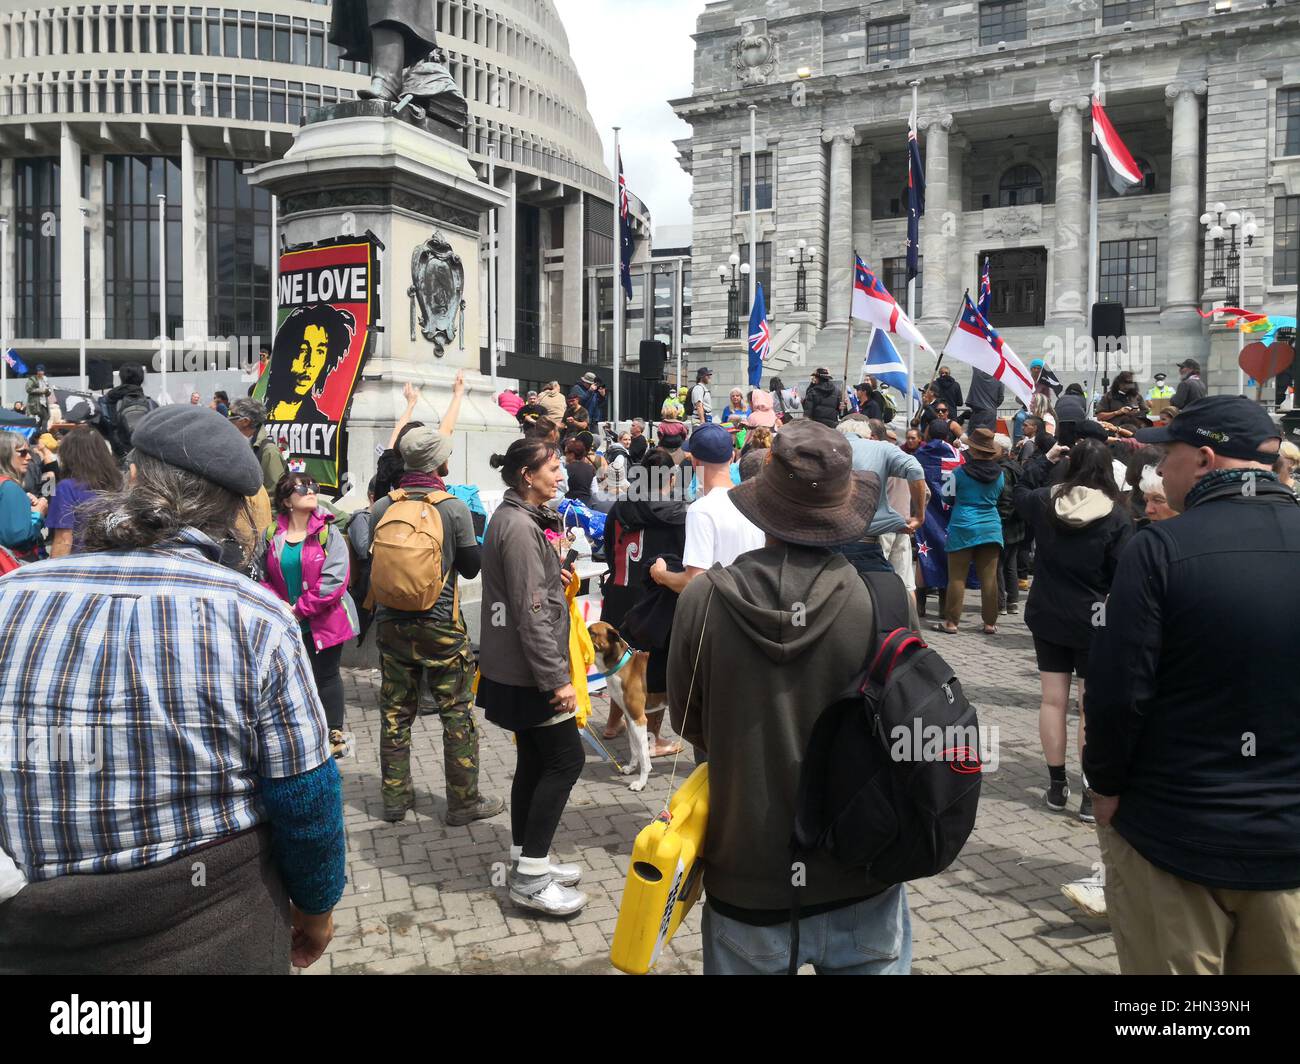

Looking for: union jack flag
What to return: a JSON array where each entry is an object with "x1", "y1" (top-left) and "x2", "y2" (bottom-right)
[
  {"x1": 747, "y1": 282, "x2": 770, "y2": 387},
  {"x1": 906, "y1": 115, "x2": 925, "y2": 283}
]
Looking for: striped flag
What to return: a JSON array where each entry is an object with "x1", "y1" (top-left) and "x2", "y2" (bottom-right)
[
  {"x1": 944, "y1": 294, "x2": 1035, "y2": 407},
  {"x1": 1091, "y1": 99, "x2": 1142, "y2": 196}
]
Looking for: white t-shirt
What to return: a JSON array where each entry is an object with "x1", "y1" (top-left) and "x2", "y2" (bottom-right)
[
  {"x1": 683, "y1": 486, "x2": 766, "y2": 570},
  {"x1": 690, "y1": 383, "x2": 713, "y2": 419}
]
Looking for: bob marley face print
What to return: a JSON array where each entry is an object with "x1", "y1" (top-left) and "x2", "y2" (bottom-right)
[{"x1": 266, "y1": 303, "x2": 356, "y2": 422}]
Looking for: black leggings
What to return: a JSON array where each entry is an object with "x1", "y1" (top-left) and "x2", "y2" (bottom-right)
[
  {"x1": 511, "y1": 718, "x2": 585, "y2": 859},
  {"x1": 997, "y1": 546, "x2": 1020, "y2": 609},
  {"x1": 305, "y1": 639, "x2": 345, "y2": 731}
]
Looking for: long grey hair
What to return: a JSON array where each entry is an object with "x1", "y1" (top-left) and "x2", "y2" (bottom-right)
[
  {"x1": 80, "y1": 450, "x2": 249, "y2": 552},
  {"x1": 0, "y1": 431, "x2": 29, "y2": 483}
]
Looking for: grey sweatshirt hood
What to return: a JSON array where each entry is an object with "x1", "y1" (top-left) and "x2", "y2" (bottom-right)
[
  {"x1": 702, "y1": 545, "x2": 862, "y2": 664},
  {"x1": 1051, "y1": 485, "x2": 1114, "y2": 527}
]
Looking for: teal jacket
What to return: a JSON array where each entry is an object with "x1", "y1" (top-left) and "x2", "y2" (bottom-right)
[{"x1": 946, "y1": 465, "x2": 1005, "y2": 553}]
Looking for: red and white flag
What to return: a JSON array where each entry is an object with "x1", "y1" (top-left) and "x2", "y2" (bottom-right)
[
  {"x1": 1091, "y1": 99, "x2": 1142, "y2": 195},
  {"x1": 944, "y1": 295, "x2": 1035, "y2": 407},
  {"x1": 851, "y1": 255, "x2": 933, "y2": 352}
]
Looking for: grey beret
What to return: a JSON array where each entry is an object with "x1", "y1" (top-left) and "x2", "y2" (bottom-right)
[
  {"x1": 131, "y1": 405, "x2": 265, "y2": 496},
  {"x1": 399, "y1": 426, "x2": 453, "y2": 473}
]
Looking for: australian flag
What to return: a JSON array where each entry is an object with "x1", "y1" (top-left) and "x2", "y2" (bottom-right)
[
  {"x1": 906, "y1": 114, "x2": 925, "y2": 283},
  {"x1": 3, "y1": 349, "x2": 27, "y2": 376},
  {"x1": 748, "y1": 283, "x2": 770, "y2": 388},
  {"x1": 618, "y1": 149, "x2": 633, "y2": 300},
  {"x1": 977, "y1": 257, "x2": 992, "y2": 318}
]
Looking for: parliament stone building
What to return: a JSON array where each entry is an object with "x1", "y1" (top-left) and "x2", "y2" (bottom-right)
[{"x1": 673, "y1": 0, "x2": 1300, "y2": 396}]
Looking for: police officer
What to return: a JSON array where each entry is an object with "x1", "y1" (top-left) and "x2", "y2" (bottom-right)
[{"x1": 1146, "y1": 373, "x2": 1174, "y2": 402}]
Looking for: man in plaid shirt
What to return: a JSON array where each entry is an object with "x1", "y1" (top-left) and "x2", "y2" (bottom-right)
[{"x1": 0, "y1": 406, "x2": 346, "y2": 974}]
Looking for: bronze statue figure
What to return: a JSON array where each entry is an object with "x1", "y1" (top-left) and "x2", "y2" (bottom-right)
[{"x1": 329, "y1": 0, "x2": 467, "y2": 128}]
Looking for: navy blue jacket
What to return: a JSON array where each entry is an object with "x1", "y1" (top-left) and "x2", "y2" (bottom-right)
[{"x1": 1084, "y1": 475, "x2": 1300, "y2": 890}]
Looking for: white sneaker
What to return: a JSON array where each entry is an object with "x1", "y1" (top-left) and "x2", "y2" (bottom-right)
[
  {"x1": 1061, "y1": 873, "x2": 1108, "y2": 919},
  {"x1": 509, "y1": 849, "x2": 582, "y2": 886},
  {"x1": 509, "y1": 873, "x2": 588, "y2": 916}
]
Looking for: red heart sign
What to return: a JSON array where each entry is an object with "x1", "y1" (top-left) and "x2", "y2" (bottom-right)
[{"x1": 1239, "y1": 341, "x2": 1295, "y2": 383}]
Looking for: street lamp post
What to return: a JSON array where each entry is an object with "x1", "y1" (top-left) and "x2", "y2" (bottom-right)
[
  {"x1": 788, "y1": 239, "x2": 817, "y2": 313},
  {"x1": 1200, "y1": 202, "x2": 1258, "y2": 395},
  {"x1": 718, "y1": 253, "x2": 749, "y2": 340}
]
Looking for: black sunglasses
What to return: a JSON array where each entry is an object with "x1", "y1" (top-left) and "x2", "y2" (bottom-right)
[
  {"x1": 15, "y1": 447, "x2": 31, "y2": 457},
  {"x1": 291, "y1": 481, "x2": 319, "y2": 496}
]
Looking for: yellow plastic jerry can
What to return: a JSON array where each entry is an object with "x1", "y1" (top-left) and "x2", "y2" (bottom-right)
[{"x1": 610, "y1": 764, "x2": 709, "y2": 975}]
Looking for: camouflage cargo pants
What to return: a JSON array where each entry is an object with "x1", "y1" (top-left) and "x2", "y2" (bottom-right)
[{"x1": 377, "y1": 617, "x2": 480, "y2": 816}]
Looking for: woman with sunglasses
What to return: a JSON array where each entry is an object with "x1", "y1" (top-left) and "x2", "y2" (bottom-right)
[
  {"x1": 0, "y1": 432, "x2": 48, "y2": 561},
  {"x1": 257, "y1": 471, "x2": 359, "y2": 760}
]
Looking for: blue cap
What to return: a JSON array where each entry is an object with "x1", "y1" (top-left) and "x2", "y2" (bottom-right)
[
  {"x1": 1030, "y1": 358, "x2": 1044, "y2": 369},
  {"x1": 683, "y1": 422, "x2": 734, "y2": 463}
]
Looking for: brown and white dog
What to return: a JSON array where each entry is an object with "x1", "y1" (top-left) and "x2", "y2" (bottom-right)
[{"x1": 588, "y1": 622, "x2": 663, "y2": 792}]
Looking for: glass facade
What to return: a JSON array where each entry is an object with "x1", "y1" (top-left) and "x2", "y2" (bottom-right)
[
  {"x1": 103, "y1": 155, "x2": 182, "y2": 340},
  {"x1": 13, "y1": 158, "x2": 61, "y2": 339},
  {"x1": 207, "y1": 159, "x2": 274, "y2": 341}
]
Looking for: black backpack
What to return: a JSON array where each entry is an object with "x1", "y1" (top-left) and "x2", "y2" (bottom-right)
[{"x1": 788, "y1": 572, "x2": 981, "y2": 970}]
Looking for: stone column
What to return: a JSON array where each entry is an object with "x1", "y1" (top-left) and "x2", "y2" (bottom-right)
[
  {"x1": 852, "y1": 144, "x2": 880, "y2": 273},
  {"x1": 1164, "y1": 80, "x2": 1208, "y2": 322},
  {"x1": 822, "y1": 127, "x2": 860, "y2": 328},
  {"x1": 59, "y1": 124, "x2": 84, "y2": 343},
  {"x1": 561, "y1": 192, "x2": 584, "y2": 357},
  {"x1": 947, "y1": 134, "x2": 969, "y2": 313},
  {"x1": 919, "y1": 113, "x2": 952, "y2": 333},
  {"x1": 86, "y1": 155, "x2": 106, "y2": 339},
  {"x1": 1049, "y1": 96, "x2": 1089, "y2": 328},
  {"x1": 180, "y1": 126, "x2": 209, "y2": 339},
  {"x1": 497, "y1": 169, "x2": 517, "y2": 354},
  {"x1": 0, "y1": 156, "x2": 14, "y2": 346}
]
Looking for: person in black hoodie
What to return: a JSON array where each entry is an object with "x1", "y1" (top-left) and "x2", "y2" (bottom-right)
[
  {"x1": 1084, "y1": 397, "x2": 1300, "y2": 975},
  {"x1": 96, "y1": 363, "x2": 157, "y2": 459},
  {"x1": 994, "y1": 436, "x2": 1025, "y2": 615},
  {"x1": 802, "y1": 368, "x2": 844, "y2": 428},
  {"x1": 933, "y1": 366, "x2": 963, "y2": 412},
  {"x1": 1014, "y1": 438, "x2": 1132, "y2": 825},
  {"x1": 600, "y1": 448, "x2": 688, "y2": 754}
]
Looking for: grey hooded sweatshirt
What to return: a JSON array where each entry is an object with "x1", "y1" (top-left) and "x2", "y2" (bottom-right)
[{"x1": 667, "y1": 544, "x2": 880, "y2": 914}]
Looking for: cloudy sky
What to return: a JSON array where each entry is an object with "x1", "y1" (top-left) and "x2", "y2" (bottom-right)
[{"x1": 552, "y1": 0, "x2": 706, "y2": 236}]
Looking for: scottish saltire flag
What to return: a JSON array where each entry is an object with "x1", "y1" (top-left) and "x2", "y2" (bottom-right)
[
  {"x1": 906, "y1": 110, "x2": 926, "y2": 284},
  {"x1": 747, "y1": 282, "x2": 770, "y2": 388},
  {"x1": 944, "y1": 295, "x2": 1035, "y2": 406},
  {"x1": 3, "y1": 349, "x2": 27, "y2": 375},
  {"x1": 851, "y1": 255, "x2": 933, "y2": 352},
  {"x1": 617, "y1": 149, "x2": 633, "y2": 299},
  {"x1": 1091, "y1": 100, "x2": 1142, "y2": 196},
  {"x1": 863, "y1": 328, "x2": 922, "y2": 402},
  {"x1": 977, "y1": 257, "x2": 992, "y2": 318}
]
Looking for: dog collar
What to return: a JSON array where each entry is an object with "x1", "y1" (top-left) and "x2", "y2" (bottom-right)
[{"x1": 591, "y1": 648, "x2": 635, "y2": 681}]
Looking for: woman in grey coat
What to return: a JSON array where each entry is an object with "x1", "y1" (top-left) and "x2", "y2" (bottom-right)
[{"x1": 476, "y1": 437, "x2": 587, "y2": 918}]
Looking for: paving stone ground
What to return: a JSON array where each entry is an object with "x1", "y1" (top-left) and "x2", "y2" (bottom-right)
[{"x1": 304, "y1": 598, "x2": 1116, "y2": 975}]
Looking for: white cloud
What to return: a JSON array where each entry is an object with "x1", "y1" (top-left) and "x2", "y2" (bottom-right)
[{"x1": 551, "y1": 0, "x2": 704, "y2": 237}]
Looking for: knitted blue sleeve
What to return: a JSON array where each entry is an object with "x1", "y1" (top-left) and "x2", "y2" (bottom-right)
[{"x1": 260, "y1": 759, "x2": 347, "y2": 915}]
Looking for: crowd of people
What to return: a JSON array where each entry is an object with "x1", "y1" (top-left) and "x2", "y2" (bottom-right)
[{"x1": 0, "y1": 351, "x2": 1298, "y2": 979}]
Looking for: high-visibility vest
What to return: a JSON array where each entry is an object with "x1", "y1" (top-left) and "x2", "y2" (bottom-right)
[{"x1": 1147, "y1": 384, "x2": 1174, "y2": 400}]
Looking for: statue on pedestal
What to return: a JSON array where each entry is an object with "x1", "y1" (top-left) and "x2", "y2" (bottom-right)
[{"x1": 329, "y1": 0, "x2": 468, "y2": 129}]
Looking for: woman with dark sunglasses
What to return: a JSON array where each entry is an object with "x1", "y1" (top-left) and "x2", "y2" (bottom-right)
[
  {"x1": 257, "y1": 471, "x2": 359, "y2": 759},
  {"x1": 0, "y1": 431, "x2": 48, "y2": 561}
]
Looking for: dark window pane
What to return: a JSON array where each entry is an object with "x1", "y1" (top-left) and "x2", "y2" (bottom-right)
[
  {"x1": 883, "y1": 257, "x2": 923, "y2": 318},
  {"x1": 1278, "y1": 88, "x2": 1300, "y2": 158},
  {"x1": 1273, "y1": 196, "x2": 1300, "y2": 286},
  {"x1": 980, "y1": 0, "x2": 1027, "y2": 45},
  {"x1": 1099, "y1": 238, "x2": 1158, "y2": 308},
  {"x1": 866, "y1": 17, "x2": 909, "y2": 64},
  {"x1": 1102, "y1": 1, "x2": 1155, "y2": 27},
  {"x1": 999, "y1": 164, "x2": 1044, "y2": 207}
]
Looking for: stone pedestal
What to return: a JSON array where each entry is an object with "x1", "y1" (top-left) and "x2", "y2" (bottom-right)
[{"x1": 247, "y1": 105, "x2": 516, "y2": 501}]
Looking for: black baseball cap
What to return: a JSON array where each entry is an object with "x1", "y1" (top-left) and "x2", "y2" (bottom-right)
[
  {"x1": 1177, "y1": 358, "x2": 1200, "y2": 372},
  {"x1": 1135, "y1": 396, "x2": 1281, "y2": 462}
]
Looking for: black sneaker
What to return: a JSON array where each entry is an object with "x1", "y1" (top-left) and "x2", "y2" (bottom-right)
[
  {"x1": 1046, "y1": 779, "x2": 1071, "y2": 811},
  {"x1": 1079, "y1": 790, "x2": 1096, "y2": 825}
]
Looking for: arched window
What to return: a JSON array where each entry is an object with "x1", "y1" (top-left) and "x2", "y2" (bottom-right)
[{"x1": 999, "y1": 164, "x2": 1044, "y2": 207}]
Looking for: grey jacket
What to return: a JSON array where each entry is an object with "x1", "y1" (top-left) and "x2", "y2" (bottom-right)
[{"x1": 478, "y1": 490, "x2": 570, "y2": 692}]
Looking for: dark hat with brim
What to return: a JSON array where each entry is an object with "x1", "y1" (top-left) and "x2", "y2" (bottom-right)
[
  {"x1": 728, "y1": 420, "x2": 880, "y2": 547},
  {"x1": 963, "y1": 427, "x2": 999, "y2": 460}
]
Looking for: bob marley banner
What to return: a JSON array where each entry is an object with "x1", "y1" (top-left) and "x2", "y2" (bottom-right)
[{"x1": 254, "y1": 234, "x2": 380, "y2": 491}]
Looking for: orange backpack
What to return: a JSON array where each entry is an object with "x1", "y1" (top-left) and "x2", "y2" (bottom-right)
[{"x1": 365, "y1": 489, "x2": 454, "y2": 613}]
